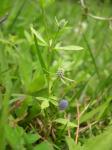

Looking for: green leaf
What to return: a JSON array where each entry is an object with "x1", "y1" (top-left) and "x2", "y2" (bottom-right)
[
  {"x1": 28, "y1": 72, "x2": 46, "y2": 93},
  {"x1": 24, "y1": 101, "x2": 41, "y2": 122},
  {"x1": 66, "y1": 136, "x2": 82, "y2": 150},
  {"x1": 83, "y1": 126, "x2": 112, "y2": 150},
  {"x1": 15, "y1": 96, "x2": 33, "y2": 117},
  {"x1": 55, "y1": 45, "x2": 83, "y2": 51},
  {"x1": 24, "y1": 30, "x2": 33, "y2": 45},
  {"x1": 5, "y1": 125, "x2": 25, "y2": 150},
  {"x1": 33, "y1": 141, "x2": 54, "y2": 150},
  {"x1": 24, "y1": 133, "x2": 40, "y2": 144},
  {"x1": 49, "y1": 96, "x2": 58, "y2": 106},
  {"x1": 96, "y1": 97, "x2": 112, "y2": 120},
  {"x1": 41, "y1": 100, "x2": 49, "y2": 110},
  {"x1": 36, "y1": 96, "x2": 50, "y2": 101},
  {"x1": 80, "y1": 98, "x2": 112, "y2": 124},
  {"x1": 18, "y1": 49, "x2": 32, "y2": 90},
  {"x1": 31, "y1": 26, "x2": 47, "y2": 46},
  {"x1": 32, "y1": 33, "x2": 47, "y2": 74},
  {"x1": 39, "y1": 0, "x2": 55, "y2": 8},
  {"x1": 54, "y1": 118, "x2": 77, "y2": 128}
]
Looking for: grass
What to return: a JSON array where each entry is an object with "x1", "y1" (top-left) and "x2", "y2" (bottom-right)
[{"x1": 0, "y1": 0, "x2": 112, "y2": 150}]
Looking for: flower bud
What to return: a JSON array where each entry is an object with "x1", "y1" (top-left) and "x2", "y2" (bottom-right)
[{"x1": 56, "y1": 69, "x2": 64, "y2": 78}]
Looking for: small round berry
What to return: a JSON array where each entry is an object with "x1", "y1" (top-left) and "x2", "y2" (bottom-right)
[{"x1": 59, "y1": 99, "x2": 68, "y2": 110}]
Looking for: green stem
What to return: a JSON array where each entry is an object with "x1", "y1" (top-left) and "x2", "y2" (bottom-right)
[{"x1": 83, "y1": 34, "x2": 101, "y2": 81}]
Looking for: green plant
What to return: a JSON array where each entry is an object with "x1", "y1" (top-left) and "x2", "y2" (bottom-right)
[{"x1": 0, "y1": 0, "x2": 112, "y2": 150}]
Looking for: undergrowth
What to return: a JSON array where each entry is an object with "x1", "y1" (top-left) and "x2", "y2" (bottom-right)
[{"x1": 0, "y1": 0, "x2": 112, "y2": 150}]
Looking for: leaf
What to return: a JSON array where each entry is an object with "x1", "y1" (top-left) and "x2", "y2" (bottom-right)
[
  {"x1": 66, "y1": 136, "x2": 82, "y2": 150},
  {"x1": 39, "y1": 0, "x2": 55, "y2": 8},
  {"x1": 41, "y1": 100, "x2": 49, "y2": 110},
  {"x1": 5, "y1": 125, "x2": 25, "y2": 150},
  {"x1": 83, "y1": 126, "x2": 112, "y2": 150},
  {"x1": 36, "y1": 97, "x2": 50, "y2": 101},
  {"x1": 31, "y1": 26, "x2": 47, "y2": 46},
  {"x1": 55, "y1": 45, "x2": 83, "y2": 51},
  {"x1": 28, "y1": 72, "x2": 46, "y2": 93},
  {"x1": 80, "y1": 98, "x2": 112, "y2": 124},
  {"x1": 24, "y1": 133, "x2": 40, "y2": 144},
  {"x1": 50, "y1": 100, "x2": 58, "y2": 106},
  {"x1": 18, "y1": 48, "x2": 32, "y2": 89},
  {"x1": 66, "y1": 127, "x2": 112, "y2": 150},
  {"x1": 24, "y1": 101, "x2": 41, "y2": 122},
  {"x1": 33, "y1": 34, "x2": 47, "y2": 74},
  {"x1": 36, "y1": 96, "x2": 58, "y2": 106},
  {"x1": 54, "y1": 118, "x2": 77, "y2": 128},
  {"x1": 15, "y1": 97, "x2": 33, "y2": 117},
  {"x1": 0, "y1": 48, "x2": 12, "y2": 150},
  {"x1": 33, "y1": 141, "x2": 54, "y2": 150},
  {"x1": 24, "y1": 30, "x2": 33, "y2": 45}
]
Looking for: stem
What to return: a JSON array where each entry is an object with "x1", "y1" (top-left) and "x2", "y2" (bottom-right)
[
  {"x1": 8, "y1": 0, "x2": 27, "y2": 31},
  {"x1": 83, "y1": 34, "x2": 101, "y2": 81},
  {"x1": 80, "y1": 0, "x2": 112, "y2": 21},
  {"x1": 75, "y1": 103, "x2": 80, "y2": 144},
  {"x1": 41, "y1": 6, "x2": 51, "y2": 96},
  {"x1": 40, "y1": 6, "x2": 60, "y2": 96}
]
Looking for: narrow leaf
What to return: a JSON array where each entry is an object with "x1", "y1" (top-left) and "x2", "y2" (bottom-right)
[
  {"x1": 55, "y1": 45, "x2": 83, "y2": 51},
  {"x1": 33, "y1": 34, "x2": 47, "y2": 74},
  {"x1": 54, "y1": 118, "x2": 77, "y2": 128},
  {"x1": 31, "y1": 26, "x2": 47, "y2": 46}
]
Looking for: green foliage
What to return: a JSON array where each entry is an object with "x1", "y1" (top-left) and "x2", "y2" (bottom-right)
[
  {"x1": 0, "y1": 0, "x2": 112, "y2": 149},
  {"x1": 5, "y1": 125, "x2": 25, "y2": 150},
  {"x1": 83, "y1": 126, "x2": 112, "y2": 150},
  {"x1": 66, "y1": 126, "x2": 112, "y2": 150},
  {"x1": 39, "y1": 0, "x2": 55, "y2": 8},
  {"x1": 66, "y1": 136, "x2": 82, "y2": 150},
  {"x1": 33, "y1": 141, "x2": 54, "y2": 150},
  {"x1": 54, "y1": 118, "x2": 77, "y2": 128}
]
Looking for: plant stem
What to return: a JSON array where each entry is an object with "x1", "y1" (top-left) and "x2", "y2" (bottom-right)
[{"x1": 75, "y1": 103, "x2": 80, "y2": 144}]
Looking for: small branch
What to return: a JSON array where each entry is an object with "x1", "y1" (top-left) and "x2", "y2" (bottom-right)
[
  {"x1": 80, "y1": 0, "x2": 86, "y2": 8},
  {"x1": 64, "y1": 113, "x2": 71, "y2": 137},
  {"x1": 75, "y1": 103, "x2": 80, "y2": 144},
  {"x1": 0, "y1": 13, "x2": 9, "y2": 24},
  {"x1": 80, "y1": 0, "x2": 112, "y2": 21},
  {"x1": 79, "y1": 121, "x2": 97, "y2": 133},
  {"x1": 79, "y1": 103, "x2": 90, "y2": 117},
  {"x1": 88, "y1": 13, "x2": 112, "y2": 21},
  {"x1": 67, "y1": 114, "x2": 71, "y2": 137}
]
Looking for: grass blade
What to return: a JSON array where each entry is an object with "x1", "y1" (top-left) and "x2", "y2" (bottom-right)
[
  {"x1": 83, "y1": 34, "x2": 101, "y2": 81},
  {"x1": 33, "y1": 34, "x2": 47, "y2": 74}
]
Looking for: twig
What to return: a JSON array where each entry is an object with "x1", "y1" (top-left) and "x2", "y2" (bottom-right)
[
  {"x1": 79, "y1": 103, "x2": 90, "y2": 117},
  {"x1": 68, "y1": 114, "x2": 71, "y2": 137},
  {"x1": 79, "y1": 121, "x2": 97, "y2": 133},
  {"x1": 80, "y1": 0, "x2": 86, "y2": 8},
  {"x1": 80, "y1": 0, "x2": 112, "y2": 21},
  {"x1": 88, "y1": 13, "x2": 112, "y2": 21},
  {"x1": 75, "y1": 103, "x2": 80, "y2": 144},
  {"x1": 0, "y1": 13, "x2": 9, "y2": 24},
  {"x1": 64, "y1": 112, "x2": 71, "y2": 137}
]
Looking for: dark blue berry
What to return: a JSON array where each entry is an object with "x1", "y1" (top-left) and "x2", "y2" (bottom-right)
[{"x1": 59, "y1": 99, "x2": 68, "y2": 110}]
